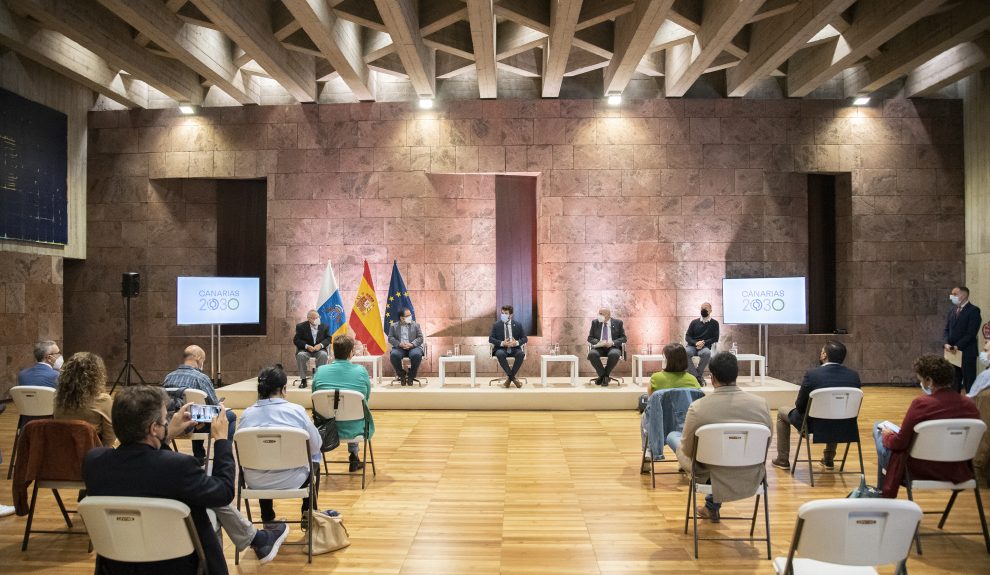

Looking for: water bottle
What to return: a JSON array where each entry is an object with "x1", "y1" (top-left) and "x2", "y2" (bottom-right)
[
  {"x1": 730, "y1": 343, "x2": 738, "y2": 356},
  {"x1": 454, "y1": 344, "x2": 461, "y2": 356}
]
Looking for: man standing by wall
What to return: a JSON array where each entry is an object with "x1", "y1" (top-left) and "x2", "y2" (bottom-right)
[{"x1": 945, "y1": 286, "x2": 982, "y2": 393}]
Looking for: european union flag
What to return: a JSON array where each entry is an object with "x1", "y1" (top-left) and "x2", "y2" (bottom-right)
[{"x1": 384, "y1": 260, "x2": 415, "y2": 332}]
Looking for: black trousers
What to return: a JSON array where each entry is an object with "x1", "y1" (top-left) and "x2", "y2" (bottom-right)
[
  {"x1": 494, "y1": 347, "x2": 525, "y2": 378},
  {"x1": 588, "y1": 347, "x2": 622, "y2": 378}
]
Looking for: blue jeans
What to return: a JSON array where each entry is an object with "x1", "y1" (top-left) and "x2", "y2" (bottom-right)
[
  {"x1": 667, "y1": 431, "x2": 719, "y2": 511},
  {"x1": 873, "y1": 422, "x2": 891, "y2": 487},
  {"x1": 192, "y1": 409, "x2": 237, "y2": 458}
]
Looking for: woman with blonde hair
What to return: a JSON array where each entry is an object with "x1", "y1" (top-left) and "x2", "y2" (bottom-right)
[{"x1": 54, "y1": 352, "x2": 115, "y2": 447}]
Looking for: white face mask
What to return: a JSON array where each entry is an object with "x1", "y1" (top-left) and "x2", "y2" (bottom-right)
[
  {"x1": 500, "y1": 313, "x2": 510, "y2": 322},
  {"x1": 402, "y1": 316, "x2": 412, "y2": 324},
  {"x1": 919, "y1": 380, "x2": 932, "y2": 395},
  {"x1": 310, "y1": 317, "x2": 320, "y2": 327},
  {"x1": 980, "y1": 351, "x2": 989, "y2": 368},
  {"x1": 596, "y1": 314, "x2": 605, "y2": 323},
  {"x1": 950, "y1": 295, "x2": 961, "y2": 305},
  {"x1": 53, "y1": 355, "x2": 64, "y2": 370}
]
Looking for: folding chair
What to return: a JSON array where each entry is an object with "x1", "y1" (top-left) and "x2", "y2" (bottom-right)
[
  {"x1": 773, "y1": 498, "x2": 922, "y2": 575},
  {"x1": 80, "y1": 496, "x2": 209, "y2": 575},
  {"x1": 234, "y1": 426, "x2": 315, "y2": 563},
  {"x1": 165, "y1": 388, "x2": 213, "y2": 468},
  {"x1": 586, "y1": 342, "x2": 627, "y2": 386},
  {"x1": 683, "y1": 423, "x2": 772, "y2": 559},
  {"x1": 488, "y1": 343, "x2": 528, "y2": 386},
  {"x1": 389, "y1": 342, "x2": 429, "y2": 386},
  {"x1": 312, "y1": 389, "x2": 376, "y2": 489},
  {"x1": 6, "y1": 386, "x2": 56, "y2": 479},
  {"x1": 902, "y1": 418, "x2": 990, "y2": 554},
  {"x1": 640, "y1": 388, "x2": 704, "y2": 488},
  {"x1": 15, "y1": 419, "x2": 100, "y2": 551},
  {"x1": 791, "y1": 387, "x2": 865, "y2": 486}
]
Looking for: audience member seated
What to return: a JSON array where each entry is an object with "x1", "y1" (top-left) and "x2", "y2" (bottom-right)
[
  {"x1": 648, "y1": 343, "x2": 702, "y2": 393},
  {"x1": 53, "y1": 352, "x2": 115, "y2": 447},
  {"x1": 17, "y1": 340, "x2": 62, "y2": 389},
  {"x1": 971, "y1": 340, "x2": 990, "y2": 486},
  {"x1": 312, "y1": 335, "x2": 376, "y2": 471},
  {"x1": 0, "y1": 402, "x2": 14, "y2": 516},
  {"x1": 875, "y1": 355, "x2": 980, "y2": 498},
  {"x1": 239, "y1": 365, "x2": 323, "y2": 527},
  {"x1": 772, "y1": 341, "x2": 861, "y2": 471},
  {"x1": 84, "y1": 386, "x2": 288, "y2": 573},
  {"x1": 641, "y1": 343, "x2": 704, "y2": 467},
  {"x1": 388, "y1": 307, "x2": 424, "y2": 386},
  {"x1": 162, "y1": 344, "x2": 236, "y2": 463},
  {"x1": 666, "y1": 352, "x2": 772, "y2": 522}
]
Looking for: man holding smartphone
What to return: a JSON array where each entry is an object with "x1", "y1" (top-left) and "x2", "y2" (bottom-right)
[{"x1": 162, "y1": 345, "x2": 236, "y2": 465}]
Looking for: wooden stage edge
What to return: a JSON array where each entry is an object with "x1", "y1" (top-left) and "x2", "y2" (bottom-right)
[{"x1": 219, "y1": 375, "x2": 800, "y2": 411}]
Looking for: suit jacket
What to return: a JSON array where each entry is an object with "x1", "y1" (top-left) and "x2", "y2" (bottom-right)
[
  {"x1": 387, "y1": 321, "x2": 424, "y2": 351},
  {"x1": 16, "y1": 363, "x2": 59, "y2": 388},
  {"x1": 84, "y1": 441, "x2": 236, "y2": 575},
  {"x1": 294, "y1": 321, "x2": 331, "y2": 352},
  {"x1": 587, "y1": 318, "x2": 627, "y2": 352},
  {"x1": 791, "y1": 363, "x2": 862, "y2": 442},
  {"x1": 944, "y1": 302, "x2": 982, "y2": 356},
  {"x1": 488, "y1": 320, "x2": 527, "y2": 355},
  {"x1": 676, "y1": 386, "x2": 773, "y2": 503}
]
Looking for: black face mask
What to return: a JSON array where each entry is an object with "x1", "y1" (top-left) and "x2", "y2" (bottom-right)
[{"x1": 700, "y1": 309, "x2": 710, "y2": 318}]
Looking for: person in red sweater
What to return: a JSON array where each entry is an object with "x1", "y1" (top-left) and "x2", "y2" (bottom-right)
[{"x1": 875, "y1": 355, "x2": 980, "y2": 498}]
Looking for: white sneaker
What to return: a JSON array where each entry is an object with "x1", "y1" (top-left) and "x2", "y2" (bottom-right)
[{"x1": 0, "y1": 504, "x2": 15, "y2": 517}]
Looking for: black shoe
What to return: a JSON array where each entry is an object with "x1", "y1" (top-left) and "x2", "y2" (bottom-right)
[
  {"x1": 193, "y1": 455, "x2": 206, "y2": 467},
  {"x1": 819, "y1": 458, "x2": 835, "y2": 470},
  {"x1": 771, "y1": 458, "x2": 791, "y2": 470},
  {"x1": 503, "y1": 378, "x2": 511, "y2": 388},
  {"x1": 299, "y1": 378, "x2": 308, "y2": 389},
  {"x1": 513, "y1": 377, "x2": 522, "y2": 388},
  {"x1": 349, "y1": 453, "x2": 365, "y2": 472},
  {"x1": 600, "y1": 377, "x2": 609, "y2": 387},
  {"x1": 252, "y1": 522, "x2": 289, "y2": 565}
]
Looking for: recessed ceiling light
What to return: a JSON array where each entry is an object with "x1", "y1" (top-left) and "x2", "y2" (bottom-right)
[
  {"x1": 178, "y1": 104, "x2": 196, "y2": 114},
  {"x1": 852, "y1": 96, "x2": 871, "y2": 106},
  {"x1": 418, "y1": 98, "x2": 434, "y2": 109},
  {"x1": 607, "y1": 94, "x2": 621, "y2": 106}
]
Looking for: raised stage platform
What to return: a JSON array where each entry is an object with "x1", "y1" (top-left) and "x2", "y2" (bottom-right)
[{"x1": 220, "y1": 375, "x2": 800, "y2": 411}]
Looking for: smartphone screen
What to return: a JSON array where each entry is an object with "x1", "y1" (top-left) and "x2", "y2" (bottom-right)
[{"x1": 189, "y1": 404, "x2": 222, "y2": 423}]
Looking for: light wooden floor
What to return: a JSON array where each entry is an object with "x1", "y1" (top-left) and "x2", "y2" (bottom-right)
[{"x1": 1, "y1": 387, "x2": 988, "y2": 574}]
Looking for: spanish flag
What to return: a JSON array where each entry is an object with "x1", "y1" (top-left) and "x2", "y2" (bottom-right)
[{"x1": 348, "y1": 261, "x2": 387, "y2": 355}]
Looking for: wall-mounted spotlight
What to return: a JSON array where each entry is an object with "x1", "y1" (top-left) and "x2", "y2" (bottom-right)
[
  {"x1": 606, "y1": 94, "x2": 621, "y2": 106},
  {"x1": 178, "y1": 104, "x2": 197, "y2": 114},
  {"x1": 852, "y1": 96, "x2": 871, "y2": 106},
  {"x1": 418, "y1": 98, "x2": 434, "y2": 109}
]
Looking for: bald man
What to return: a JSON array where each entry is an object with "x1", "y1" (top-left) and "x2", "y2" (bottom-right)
[
  {"x1": 587, "y1": 308, "x2": 627, "y2": 386},
  {"x1": 162, "y1": 345, "x2": 237, "y2": 464},
  {"x1": 685, "y1": 302, "x2": 720, "y2": 385}
]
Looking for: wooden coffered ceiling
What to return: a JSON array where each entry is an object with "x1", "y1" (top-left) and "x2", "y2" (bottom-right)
[{"x1": 1, "y1": 0, "x2": 988, "y2": 109}]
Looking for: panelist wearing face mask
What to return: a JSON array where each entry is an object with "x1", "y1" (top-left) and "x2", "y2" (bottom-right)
[
  {"x1": 387, "y1": 308, "x2": 424, "y2": 386},
  {"x1": 684, "y1": 302, "x2": 720, "y2": 385},
  {"x1": 874, "y1": 355, "x2": 979, "y2": 498},
  {"x1": 587, "y1": 308, "x2": 627, "y2": 387},
  {"x1": 16, "y1": 340, "x2": 62, "y2": 389},
  {"x1": 294, "y1": 310, "x2": 331, "y2": 388},
  {"x1": 943, "y1": 286, "x2": 983, "y2": 393},
  {"x1": 488, "y1": 304, "x2": 528, "y2": 388}
]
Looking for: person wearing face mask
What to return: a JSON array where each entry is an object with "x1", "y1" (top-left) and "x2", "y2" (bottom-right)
[
  {"x1": 294, "y1": 309, "x2": 332, "y2": 388},
  {"x1": 944, "y1": 286, "x2": 982, "y2": 393},
  {"x1": 770, "y1": 341, "x2": 861, "y2": 471},
  {"x1": 162, "y1": 345, "x2": 236, "y2": 465},
  {"x1": 969, "y1": 339, "x2": 990, "y2": 487},
  {"x1": 312, "y1": 335, "x2": 375, "y2": 472},
  {"x1": 587, "y1": 308, "x2": 627, "y2": 386},
  {"x1": 387, "y1": 308, "x2": 424, "y2": 386},
  {"x1": 873, "y1": 355, "x2": 979, "y2": 498},
  {"x1": 488, "y1": 304, "x2": 528, "y2": 388},
  {"x1": 684, "y1": 302, "x2": 720, "y2": 385},
  {"x1": 16, "y1": 340, "x2": 63, "y2": 389}
]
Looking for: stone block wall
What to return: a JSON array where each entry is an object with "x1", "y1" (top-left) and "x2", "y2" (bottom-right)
[
  {"x1": 67, "y1": 97, "x2": 964, "y2": 385},
  {"x1": 1, "y1": 252, "x2": 63, "y2": 397}
]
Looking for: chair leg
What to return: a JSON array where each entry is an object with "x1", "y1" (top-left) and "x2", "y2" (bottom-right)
[
  {"x1": 839, "y1": 443, "x2": 851, "y2": 472},
  {"x1": 52, "y1": 489, "x2": 72, "y2": 528},
  {"x1": 361, "y1": 441, "x2": 368, "y2": 489},
  {"x1": 906, "y1": 483, "x2": 923, "y2": 555},
  {"x1": 856, "y1": 439, "x2": 865, "y2": 476},
  {"x1": 805, "y1": 432, "x2": 815, "y2": 487},
  {"x1": 974, "y1": 486, "x2": 990, "y2": 553},
  {"x1": 683, "y1": 478, "x2": 693, "y2": 535},
  {"x1": 7, "y1": 428, "x2": 21, "y2": 480},
  {"x1": 749, "y1": 494, "x2": 760, "y2": 537},
  {"x1": 307, "y1": 485, "x2": 314, "y2": 563},
  {"x1": 763, "y1": 481, "x2": 772, "y2": 560},
  {"x1": 692, "y1": 486, "x2": 700, "y2": 559},
  {"x1": 937, "y1": 490, "x2": 961, "y2": 529},
  {"x1": 790, "y1": 433, "x2": 802, "y2": 477},
  {"x1": 368, "y1": 438, "x2": 377, "y2": 477},
  {"x1": 204, "y1": 437, "x2": 213, "y2": 472},
  {"x1": 22, "y1": 482, "x2": 39, "y2": 551}
]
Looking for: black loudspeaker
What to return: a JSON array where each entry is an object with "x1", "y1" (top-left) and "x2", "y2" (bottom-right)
[{"x1": 121, "y1": 272, "x2": 140, "y2": 297}]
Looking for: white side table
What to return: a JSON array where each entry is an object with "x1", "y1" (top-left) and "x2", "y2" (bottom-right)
[
  {"x1": 540, "y1": 354, "x2": 579, "y2": 387},
  {"x1": 351, "y1": 355, "x2": 383, "y2": 385},
  {"x1": 734, "y1": 353, "x2": 766, "y2": 385},
  {"x1": 631, "y1": 354, "x2": 667, "y2": 385},
  {"x1": 439, "y1": 355, "x2": 476, "y2": 387}
]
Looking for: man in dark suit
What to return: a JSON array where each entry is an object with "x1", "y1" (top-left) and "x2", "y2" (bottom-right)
[
  {"x1": 945, "y1": 285, "x2": 982, "y2": 393},
  {"x1": 83, "y1": 386, "x2": 288, "y2": 574},
  {"x1": 387, "y1": 308, "x2": 425, "y2": 386},
  {"x1": 16, "y1": 340, "x2": 61, "y2": 388},
  {"x1": 771, "y1": 341, "x2": 862, "y2": 470},
  {"x1": 586, "y1": 308, "x2": 627, "y2": 386},
  {"x1": 489, "y1": 304, "x2": 527, "y2": 388},
  {"x1": 294, "y1": 309, "x2": 332, "y2": 388}
]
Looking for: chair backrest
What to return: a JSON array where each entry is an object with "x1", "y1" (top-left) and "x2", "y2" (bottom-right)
[
  {"x1": 10, "y1": 386, "x2": 56, "y2": 417},
  {"x1": 233, "y1": 426, "x2": 310, "y2": 471},
  {"x1": 183, "y1": 388, "x2": 209, "y2": 405},
  {"x1": 790, "y1": 498, "x2": 922, "y2": 567},
  {"x1": 909, "y1": 418, "x2": 986, "y2": 462},
  {"x1": 311, "y1": 389, "x2": 365, "y2": 422},
  {"x1": 693, "y1": 423, "x2": 771, "y2": 467},
  {"x1": 79, "y1": 496, "x2": 204, "y2": 564},
  {"x1": 807, "y1": 387, "x2": 864, "y2": 420},
  {"x1": 17, "y1": 419, "x2": 102, "y2": 481}
]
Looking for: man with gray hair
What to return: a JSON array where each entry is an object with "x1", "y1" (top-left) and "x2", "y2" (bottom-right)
[
  {"x1": 293, "y1": 310, "x2": 331, "y2": 389},
  {"x1": 162, "y1": 345, "x2": 235, "y2": 465},
  {"x1": 16, "y1": 340, "x2": 62, "y2": 388}
]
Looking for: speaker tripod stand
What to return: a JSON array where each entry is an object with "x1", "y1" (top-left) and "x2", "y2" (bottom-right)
[{"x1": 111, "y1": 285, "x2": 146, "y2": 393}]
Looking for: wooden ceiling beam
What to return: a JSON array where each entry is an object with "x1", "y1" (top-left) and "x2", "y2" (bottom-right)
[
  {"x1": 420, "y1": 0, "x2": 467, "y2": 36},
  {"x1": 98, "y1": 0, "x2": 258, "y2": 105},
  {"x1": 374, "y1": 0, "x2": 436, "y2": 97},
  {"x1": 494, "y1": 0, "x2": 550, "y2": 34},
  {"x1": 466, "y1": 0, "x2": 497, "y2": 98},
  {"x1": 283, "y1": 0, "x2": 374, "y2": 101},
  {"x1": 664, "y1": 0, "x2": 763, "y2": 97},
  {"x1": 726, "y1": 0, "x2": 855, "y2": 97},
  {"x1": 576, "y1": 0, "x2": 635, "y2": 31},
  {"x1": 496, "y1": 21, "x2": 547, "y2": 60},
  {"x1": 786, "y1": 0, "x2": 944, "y2": 97},
  {"x1": 905, "y1": 34, "x2": 990, "y2": 97},
  {"x1": 542, "y1": 0, "x2": 583, "y2": 97},
  {"x1": 602, "y1": 0, "x2": 673, "y2": 96},
  {"x1": 190, "y1": 0, "x2": 316, "y2": 102}
]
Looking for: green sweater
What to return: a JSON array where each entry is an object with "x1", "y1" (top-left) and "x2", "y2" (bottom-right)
[
  {"x1": 312, "y1": 359, "x2": 375, "y2": 440},
  {"x1": 649, "y1": 370, "x2": 701, "y2": 394}
]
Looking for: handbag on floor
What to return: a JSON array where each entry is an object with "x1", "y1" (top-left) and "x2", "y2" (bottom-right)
[
  {"x1": 847, "y1": 474, "x2": 882, "y2": 498},
  {"x1": 311, "y1": 512, "x2": 350, "y2": 554}
]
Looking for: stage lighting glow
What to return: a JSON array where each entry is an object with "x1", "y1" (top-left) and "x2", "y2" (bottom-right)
[
  {"x1": 852, "y1": 96, "x2": 871, "y2": 106},
  {"x1": 607, "y1": 94, "x2": 621, "y2": 106},
  {"x1": 178, "y1": 104, "x2": 196, "y2": 114},
  {"x1": 418, "y1": 98, "x2": 434, "y2": 109}
]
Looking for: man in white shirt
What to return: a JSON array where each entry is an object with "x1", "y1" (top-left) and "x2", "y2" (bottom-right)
[
  {"x1": 586, "y1": 308, "x2": 627, "y2": 386},
  {"x1": 293, "y1": 310, "x2": 331, "y2": 388}
]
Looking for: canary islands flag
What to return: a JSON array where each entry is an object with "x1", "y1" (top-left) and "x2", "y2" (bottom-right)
[
  {"x1": 384, "y1": 260, "x2": 415, "y2": 332},
  {"x1": 316, "y1": 260, "x2": 347, "y2": 339},
  {"x1": 348, "y1": 260, "x2": 387, "y2": 355}
]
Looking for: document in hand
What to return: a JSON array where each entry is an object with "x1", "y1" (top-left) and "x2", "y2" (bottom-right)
[
  {"x1": 878, "y1": 420, "x2": 901, "y2": 434},
  {"x1": 943, "y1": 348, "x2": 962, "y2": 367}
]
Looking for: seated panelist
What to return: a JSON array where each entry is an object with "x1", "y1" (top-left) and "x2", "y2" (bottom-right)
[
  {"x1": 293, "y1": 310, "x2": 331, "y2": 389},
  {"x1": 685, "y1": 302, "x2": 719, "y2": 385},
  {"x1": 488, "y1": 304, "x2": 527, "y2": 388},
  {"x1": 388, "y1": 308, "x2": 424, "y2": 386},
  {"x1": 587, "y1": 308, "x2": 626, "y2": 387}
]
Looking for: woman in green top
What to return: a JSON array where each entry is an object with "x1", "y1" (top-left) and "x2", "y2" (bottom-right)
[
  {"x1": 312, "y1": 334, "x2": 375, "y2": 472},
  {"x1": 648, "y1": 343, "x2": 702, "y2": 394}
]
